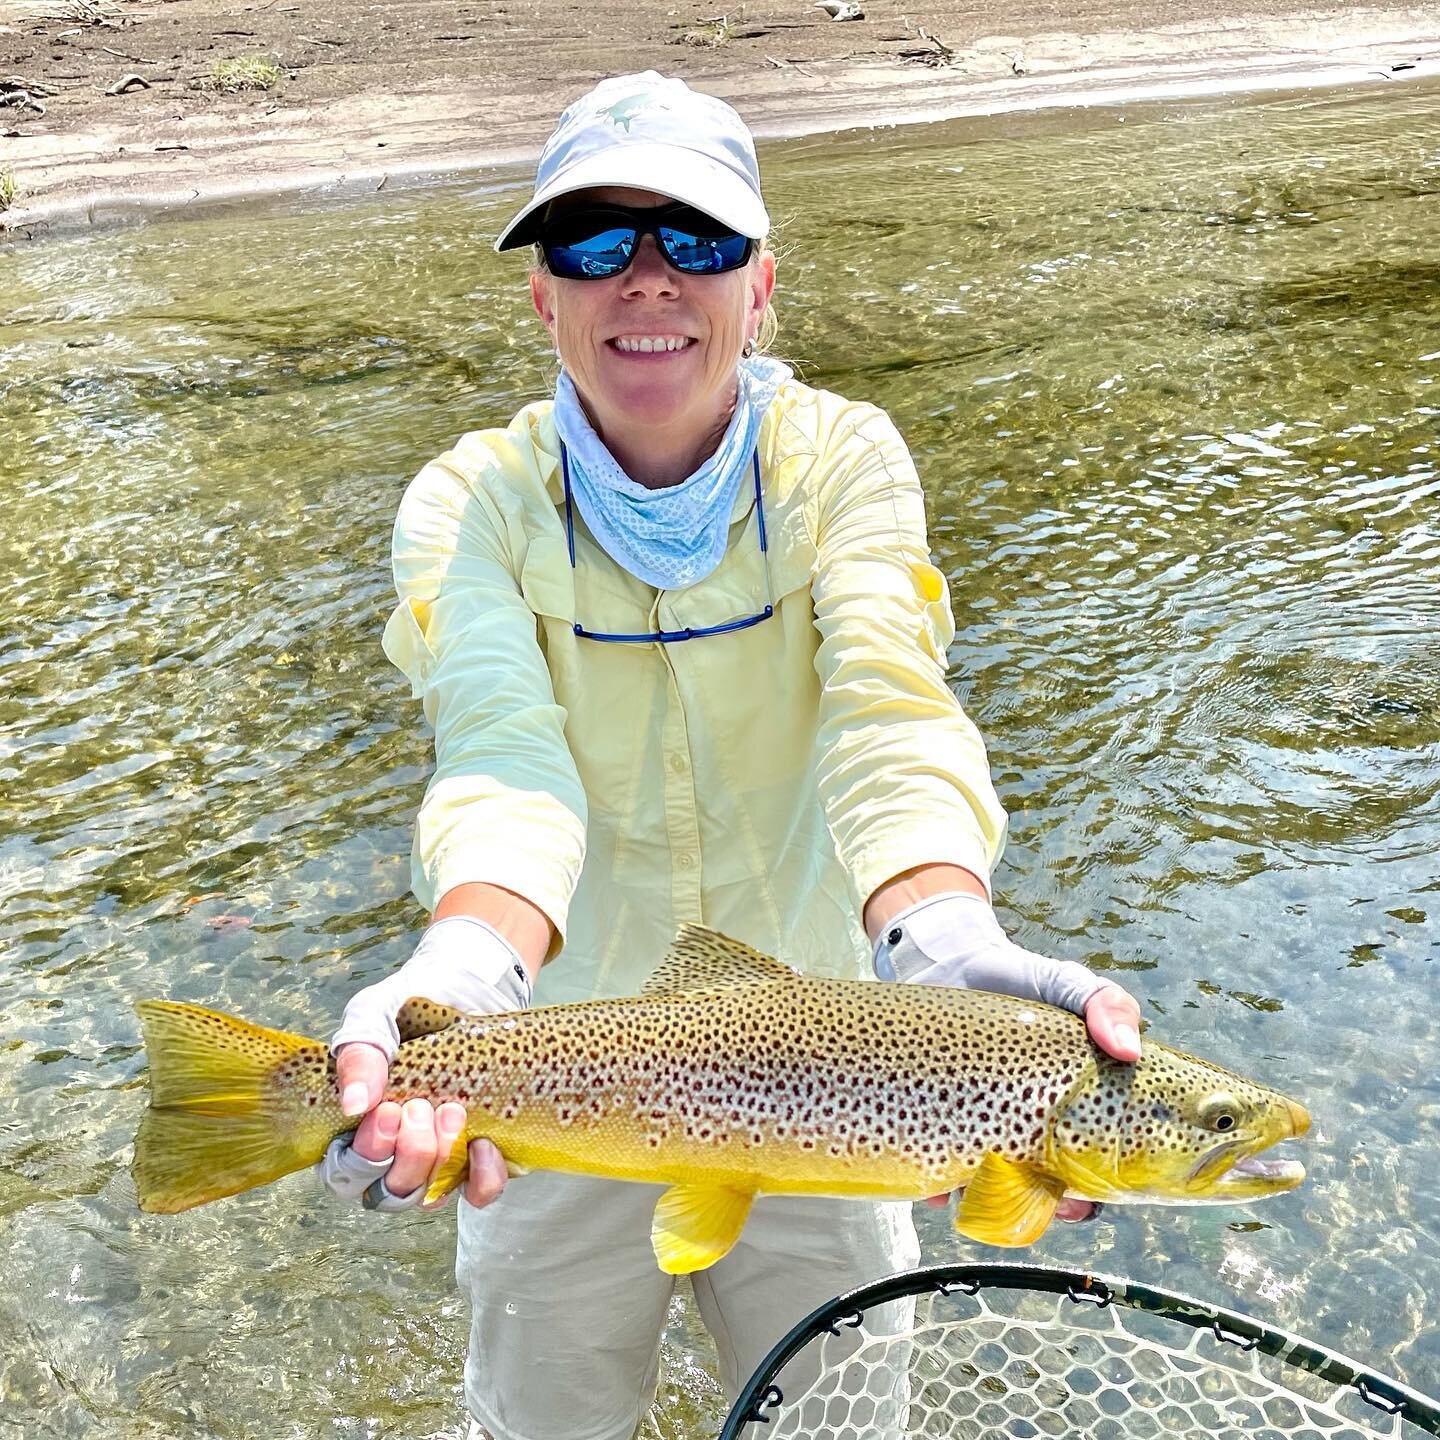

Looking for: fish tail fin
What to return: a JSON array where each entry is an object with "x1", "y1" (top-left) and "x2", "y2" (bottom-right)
[{"x1": 133, "y1": 1000, "x2": 339, "y2": 1214}]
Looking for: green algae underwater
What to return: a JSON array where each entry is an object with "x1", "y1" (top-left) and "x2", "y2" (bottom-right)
[{"x1": 2, "y1": 79, "x2": 1438, "y2": 1437}]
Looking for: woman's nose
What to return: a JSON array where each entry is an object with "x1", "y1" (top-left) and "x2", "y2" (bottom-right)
[{"x1": 621, "y1": 235, "x2": 678, "y2": 296}]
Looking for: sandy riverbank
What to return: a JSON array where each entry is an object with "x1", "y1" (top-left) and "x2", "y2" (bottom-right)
[{"x1": 2, "y1": 0, "x2": 1438, "y2": 236}]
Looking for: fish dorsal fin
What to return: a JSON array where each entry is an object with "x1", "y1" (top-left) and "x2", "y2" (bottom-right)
[
  {"x1": 954, "y1": 1153, "x2": 1066, "y2": 1248},
  {"x1": 651, "y1": 1183, "x2": 755, "y2": 1273},
  {"x1": 641, "y1": 925, "x2": 794, "y2": 996},
  {"x1": 395, "y1": 996, "x2": 466, "y2": 1042}
]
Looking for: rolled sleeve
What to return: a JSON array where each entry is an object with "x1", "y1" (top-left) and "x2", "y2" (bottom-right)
[
  {"x1": 387, "y1": 451, "x2": 587, "y2": 940},
  {"x1": 807, "y1": 406, "x2": 1008, "y2": 904}
]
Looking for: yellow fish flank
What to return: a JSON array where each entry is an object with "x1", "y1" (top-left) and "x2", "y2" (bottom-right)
[{"x1": 133, "y1": 926, "x2": 1310, "y2": 1272}]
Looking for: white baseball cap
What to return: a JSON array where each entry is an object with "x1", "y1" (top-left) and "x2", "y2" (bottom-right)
[{"x1": 494, "y1": 71, "x2": 770, "y2": 251}]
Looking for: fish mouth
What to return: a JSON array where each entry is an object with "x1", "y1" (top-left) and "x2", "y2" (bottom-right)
[
  {"x1": 1191, "y1": 1142, "x2": 1307, "y2": 1197},
  {"x1": 1228, "y1": 1155, "x2": 1307, "y2": 1185}
]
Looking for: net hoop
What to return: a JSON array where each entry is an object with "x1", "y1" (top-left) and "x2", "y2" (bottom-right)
[{"x1": 719, "y1": 1262, "x2": 1440, "y2": 1438}]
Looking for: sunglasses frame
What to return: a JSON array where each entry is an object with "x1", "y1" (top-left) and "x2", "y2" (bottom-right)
[
  {"x1": 560, "y1": 443, "x2": 775, "y2": 644},
  {"x1": 538, "y1": 200, "x2": 755, "y2": 282}
]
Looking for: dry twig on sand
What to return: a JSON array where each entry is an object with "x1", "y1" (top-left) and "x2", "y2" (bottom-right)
[
  {"x1": 897, "y1": 25, "x2": 955, "y2": 65},
  {"x1": 1, "y1": 76, "x2": 54, "y2": 115},
  {"x1": 41, "y1": 0, "x2": 135, "y2": 28}
]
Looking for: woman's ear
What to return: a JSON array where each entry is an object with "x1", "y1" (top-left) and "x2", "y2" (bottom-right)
[
  {"x1": 530, "y1": 270, "x2": 556, "y2": 334},
  {"x1": 748, "y1": 249, "x2": 777, "y2": 335}
]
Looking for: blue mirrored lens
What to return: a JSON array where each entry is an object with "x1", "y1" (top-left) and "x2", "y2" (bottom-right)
[
  {"x1": 658, "y1": 226, "x2": 752, "y2": 273},
  {"x1": 541, "y1": 208, "x2": 752, "y2": 280},
  {"x1": 548, "y1": 227, "x2": 636, "y2": 279}
]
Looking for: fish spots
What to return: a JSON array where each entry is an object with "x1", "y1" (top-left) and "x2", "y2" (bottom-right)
[{"x1": 362, "y1": 968, "x2": 1294, "y2": 1210}]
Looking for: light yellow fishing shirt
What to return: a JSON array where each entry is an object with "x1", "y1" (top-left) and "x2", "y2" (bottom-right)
[{"x1": 383, "y1": 379, "x2": 1008, "y2": 1005}]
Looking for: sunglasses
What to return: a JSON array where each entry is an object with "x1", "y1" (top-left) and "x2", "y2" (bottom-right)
[{"x1": 539, "y1": 201, "x2": 754, "y2": 282}]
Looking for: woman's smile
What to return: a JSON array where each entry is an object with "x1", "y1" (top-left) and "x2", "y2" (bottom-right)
[{"x1": 608, "y1": 334, "x2": 698, "y2": 355}]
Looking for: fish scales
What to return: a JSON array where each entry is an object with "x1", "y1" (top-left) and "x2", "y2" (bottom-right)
[{"x1": 381, "y1": 980, "x2": 1081, "y2": 1198}]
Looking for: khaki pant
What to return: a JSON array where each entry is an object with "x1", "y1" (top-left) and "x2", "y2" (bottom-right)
[{"x1": 457, "y1": 1173, "x2": 920, "y2": 1440}]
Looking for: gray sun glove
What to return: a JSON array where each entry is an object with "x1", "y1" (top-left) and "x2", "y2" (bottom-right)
[
  {"x1": 872, "y1": 891, "x2": 1107, "y2": 1017},
  {"x1": 319, "y1": 915, "x2": 532, "y2": 1212}
]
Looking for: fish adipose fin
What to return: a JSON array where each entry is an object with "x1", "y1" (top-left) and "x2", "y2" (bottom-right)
[
  {"x1": 955, "y1": 1153, "x2": 1066, "y2": 1247},
  {"x1": 642, "y1": 925, "x2": 794, "y2": 996},
  {"x1": 132, "y1": 1000, "x2": 335, "y2": 1214},
  {"x1": 395, "y1": 996, "x2": 467, "y2": 1041},
  {"x1": 650, "y1": 1183, "x2": 755, "y2": 1273}
]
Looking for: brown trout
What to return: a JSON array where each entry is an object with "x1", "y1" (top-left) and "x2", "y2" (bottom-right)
[{"x1": 133, "y1": 926, "x2": 1309, "y2": 1272}]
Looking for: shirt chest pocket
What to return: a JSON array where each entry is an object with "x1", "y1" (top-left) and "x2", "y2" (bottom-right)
[
  {"x1": 767, "y1": 513, "x2": 819, "y2": 608},
  {"x1": 518, "y1": 537, "x2": 575, "y2": 627},
  {"x1": 516, "y1": 535, "x2": 580, "y2": 686},
  {"x1": 658, "y1": 505, "x2": 817, "y2": 636}
]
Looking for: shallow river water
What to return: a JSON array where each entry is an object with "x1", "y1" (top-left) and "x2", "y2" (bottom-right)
[{"x1": 2, "y1": 79, "x2": 1438, "y2": 1438}]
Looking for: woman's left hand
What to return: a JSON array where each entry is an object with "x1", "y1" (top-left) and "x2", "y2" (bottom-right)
[{"x1": 874, "y1": 890, "x2": 1143, "y2": 1061}]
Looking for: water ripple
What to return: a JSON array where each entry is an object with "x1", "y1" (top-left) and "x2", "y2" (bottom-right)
[{"x1": 2, "y1": 81, "x2": 1439, "y2": 1435}]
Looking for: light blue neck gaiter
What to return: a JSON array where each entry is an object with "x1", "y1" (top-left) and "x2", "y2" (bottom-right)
[{"x1": 552, "y1": 354, "x2": 792, "y2": 590}]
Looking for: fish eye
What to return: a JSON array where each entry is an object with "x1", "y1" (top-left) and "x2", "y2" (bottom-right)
[{"x1": 1199, "y1": 1092, "x2": 1240, "y2": 1132}]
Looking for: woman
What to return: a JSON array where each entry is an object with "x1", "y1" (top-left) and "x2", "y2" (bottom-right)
[{"x1": 319, "y1": 71, "x2": 1142, "y2": 1440}]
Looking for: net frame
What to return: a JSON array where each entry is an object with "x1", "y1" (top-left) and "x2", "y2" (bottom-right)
[{"x1": 719, "y1": 1262, "x2": 1440, "y2": 1439}]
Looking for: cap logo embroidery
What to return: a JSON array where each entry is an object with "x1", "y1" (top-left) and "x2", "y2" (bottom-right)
[{"x1": 598, "y1": 95, "x2": 664, "y2": 131}]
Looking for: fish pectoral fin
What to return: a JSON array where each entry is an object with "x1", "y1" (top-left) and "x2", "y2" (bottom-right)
[
  {"x1": 642, "y1": 926, "x2": 794, "y2": 996},
  {"x1": 650, "y1": 1184, "x2": 755, "y2": 1274},
  {"x1": 395, "y1": 996, "x2": 468, "y2": 1042},
  {"x1": 954, "y1": 1153, "x2": 1066, "y2": 1248}
]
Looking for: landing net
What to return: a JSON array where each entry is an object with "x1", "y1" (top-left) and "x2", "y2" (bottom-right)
[{"x1": 719, "y1": 1264, "x2": 1440, "y2": 1440}]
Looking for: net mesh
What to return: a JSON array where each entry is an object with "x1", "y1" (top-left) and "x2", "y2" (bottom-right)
[{"x1": 750, "y1": 1285, "x2": 1418, "y2": 1440}]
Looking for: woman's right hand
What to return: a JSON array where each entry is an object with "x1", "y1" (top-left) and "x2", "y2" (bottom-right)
[
  {"x1": 324, "y1": 1043, "x2": 511, "y2": 1210},
  {"x1": 317, "y1": 915, "x2": 533, "y2": 1213}
]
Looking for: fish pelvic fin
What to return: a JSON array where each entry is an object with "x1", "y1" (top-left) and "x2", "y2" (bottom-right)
[
  {"x1": 642, "y1": 926, "x2": 794, "y2": 996},
  {"x1": 650, "y1": 1183, "x2": 755, "y2": 1273},
  {"x1": 421, "y1": 1131, "x2": 531, "y2": 1206},
  {"x1": 133, "y1": 1000, "x2": 336, "y2": 1214},
  {"x1": 955, "y1": 1153, "x2": 1066, "y2": 1248}
]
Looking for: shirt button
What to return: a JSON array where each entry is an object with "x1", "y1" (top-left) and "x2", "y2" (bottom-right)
[
  {"x1": 677, "y1": 852, "x2": 694, "y2": 870},
  {"x1": 670, "y1": 753, "x2": 689, "y2": 774}
]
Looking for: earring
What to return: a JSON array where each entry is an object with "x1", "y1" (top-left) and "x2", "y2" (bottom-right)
[{"x1": 742, "y1": 339, "x2": 755, "y2": 358}]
